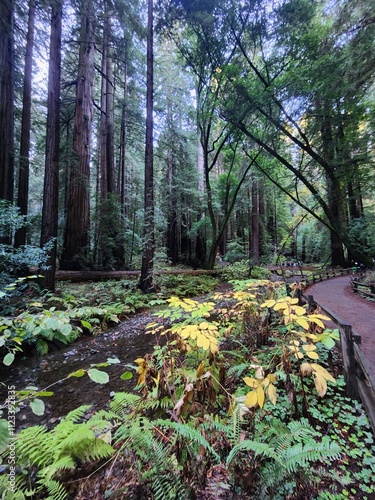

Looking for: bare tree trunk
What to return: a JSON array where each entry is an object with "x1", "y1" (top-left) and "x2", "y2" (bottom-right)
[
  {"x1": 251, "y1": 178, "x2": 260, "y2": 265},
  {"x1": 40, "y1": 0, "x2": 62, "y2": 291},
  {"x1": 0, "y1": 0, "x2": 14, "y2": 217},
  {"x1": 139, "y1": 0, "x2": 154, "y2": 292},
  {"x1": 15, "y1": 0, "x2": 35, "y2": 247},
  {"x1": 61, "y1": 0, "x2": 94, "y2": 270}
]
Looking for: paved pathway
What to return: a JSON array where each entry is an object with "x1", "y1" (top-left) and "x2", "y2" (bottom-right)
[{"x1": 306, "y1": 275, "x2": 375, "y2": 378}]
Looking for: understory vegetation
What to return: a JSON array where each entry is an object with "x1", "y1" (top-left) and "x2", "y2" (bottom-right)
[{"x1": 0, "y1": 272, "x2": 374, "y2": 499}]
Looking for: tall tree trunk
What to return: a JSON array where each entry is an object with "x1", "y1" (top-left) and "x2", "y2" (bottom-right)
[
  {"x1": 318, "y1": 101, "x2": 346, "y2": 266},
  {"x1": 139, "y1": 0, "x2": 154, "y2": 292},
  {"x1": 40, "y1": 0, "x2": 62, "y2": 291},
  {"x1": 166, "y1": 142, "x2": 178, "y2": 264},
  {"x1": 99, "y1": 11, "x2": 115, "y2": 198},
  {"x1": 0, "y1": 0, "x2": 14, "y2": 217},
  {"x1": 251, "y1": 179, "x2": 260, "y2": 265},
  {"x1": 15, "y1": 0, "x2": 35, "y2": 247},
  {"x1": 118, "y1": 60, "x2": 127, "y2": 215},
  {"x1": 61, "y1": 0, "x2": 94, "y2": 270}
]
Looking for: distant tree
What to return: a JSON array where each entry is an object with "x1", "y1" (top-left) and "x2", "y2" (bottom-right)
[
  {"x1": 60, "y1": 0, "x2": 95, "y2": 270},
  {"x1": 139, "y1": 0, "x2": 155, "y2": 292},
  {"x1": 0, "y1": 0, "x2": 15, "y2": 218},
  {"x1": 15, "y1": 0, "x2": 36, "y2": 248},
  {"x1": 40, "y1": 0, "x2": 62, "y2": 291}
]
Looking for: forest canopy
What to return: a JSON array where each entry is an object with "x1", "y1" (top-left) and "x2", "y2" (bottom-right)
[{"x1": 0, "y1": 0, "x2": 374, "y2": 289}]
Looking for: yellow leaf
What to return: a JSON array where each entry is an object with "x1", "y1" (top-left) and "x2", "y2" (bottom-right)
[
  {"x1": 309, "y1": 317, "x2": 325, "y2": 328},
  {"x1": 199, "y1": 321, "x2": 209, "y2": 330},
  {"x1": 300, "y1": 362, "x2": 312, "y2": 375},
  {"x1": 313, "y1": 314, "x2": 331, "y2": 321},
  {"x1": 146, "y1": 322, "x2": 159, "y2": 329},
  {"x1": 296, "y1": 317, "x2": 310, "y2": 330},
  {"x1": 262, "y1": 377, "x2": 270, "y2": 388},
  {"x1": 274, "y1": 301, "x2": 288, "y2": 310},
  {"x1": 243, "y1": 377, "x2": 259, "y2": 388},
  {"x1": 267, "y1": 384, "x2": 277, "y2": 405},
  {"x1": 134, "y1": 358, "x2": 145, "y2": 365},
  {"x1": 266, "y1": 373, "x2": 277, "y2": 383},
  {"x1": 257, "y1": 385, "x2": 265, "y2": 408},
  {"x1": 306, "y1": 351, "x2": 319, "y2": 360},
  {"x1": 196, "y1": 334, "x2": 210, "y2": 350},
  {"x1": 311, "y1": 364, "x2": 336, "y2": 383},
  {"x1": 261, "y1": 299, "x2": 276, "y2": 308},
  {"x1": 314, "y1": 373, "x2": 327, "y2": 396},
  {"x1": 245, "y1": 390, "x2": 258, "y2": 408},
  {"x1": 302, "y1": 343, "x2": 317, "y2": 351},
  {"x1": 292, "y1": 306, "x2": 306, "y2": 316},
  {"x1": 184, "y1": 298, "x2": 197, "y2": 306},
  {"x1": 196, "y1": 361, "x2": 205, "y2": 378},
  {"x1": 210, "y1": 342, "x2": 219, "y2": 354}
]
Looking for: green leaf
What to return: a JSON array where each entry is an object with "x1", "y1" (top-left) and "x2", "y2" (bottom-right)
[
  {"x1": 0, "y1": 419, "x2": 10, "y2": 453},
  {"x1": 60, "y1": 323, "x2": 73, "y2": 336},
  {"x1": 3, "y1": 352, "x2": 15, "y2": 366},
  {"x1": 81, "y1": 320, "x2": 92, "y2": 329},
  {"x1": 120, "y1": 371, "x2": 133, "y2": 380},
  {"x1": 321, "y1": 336, "x2": 335, "y2": 349},
  {"x1": 88, "y1": 368, "x2": 109, "y2": 384},
  {"x1": 30, "y1": 398, "x2": 45, "y2": 416},
  {"x1": 68, "y1": 369, "x2": 86, "y2": 378},
  {"x1": 107, "y1": 357, "x2": 120, "y2": 364}
]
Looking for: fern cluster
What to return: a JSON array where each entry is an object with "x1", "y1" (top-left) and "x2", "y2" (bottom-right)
[{"x1": 0, "y1": 405, "x2": 115, "y2": 500}]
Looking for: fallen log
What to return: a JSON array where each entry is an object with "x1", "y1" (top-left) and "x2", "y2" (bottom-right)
[{"x1": 55, "y1": 269, "x2": 218, "y2": 282}]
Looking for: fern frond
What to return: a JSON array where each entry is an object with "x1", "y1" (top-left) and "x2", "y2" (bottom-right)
[
  {"x1": 40, "y1": 479, "x2": 68, "y2": 500},
  {"x1": 155, "y1": 419, "x2": 220, "y2": 462},
  {"x1": 38, "y1": 456, "x2": 75, "y2": 480},
  {"x1": 62, "y1": 404, "x2": 92, "y2": 423},
  {"x1": 110, "y1": 392, "x2": 142, "y2": 416},
  {"x1": 0, "y1": 418, "x2": 10, "y2": 453},
  {"x1": 228, "y1": 403, "x2": 242, "y2": 445},
  {"x1": 282, "y1": 441, "x2": 341, "y2": 473},
  {"x1": 226, "y1": 440, "x2": 276, "y2": 466},
  {"x1": 15, "y1": 425, "x2": 50, "y2": 466},
  {"x1": 36, "y1": 338, "x2": 49, "y2": 355}
]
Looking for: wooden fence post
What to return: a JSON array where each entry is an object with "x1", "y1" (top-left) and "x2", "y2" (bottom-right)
[
  {"x1": 340, "y1": 323, "x2": 359, "y2": 399},
  {"x1": 307, "y1": 294, "x2": 315, "y2": 313}
]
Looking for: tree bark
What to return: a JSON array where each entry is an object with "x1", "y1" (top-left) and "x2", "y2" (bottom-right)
[
  {"x1": 15, "y1": 0, "x2": 35, "y2": 247},
  {"x1": 61, "y1": 0, "x2": 94, "y2": 270},
  {"x1": 0, "y1": 0, "x2": 14, "y2": 215},
  {"x1": 139, "y1": 0, "x2": 154, "y2": 292},
  {"x1": 251, "y1": 178, "x2": 260, "y2": 265},
  {"x1": 40, "y1": 0, "x2": 62, "y2": 291}
]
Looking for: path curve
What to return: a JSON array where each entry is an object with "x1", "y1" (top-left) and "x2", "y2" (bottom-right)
[{"x1": 306, "y1": 275, "x2": 375, "y2": 378}]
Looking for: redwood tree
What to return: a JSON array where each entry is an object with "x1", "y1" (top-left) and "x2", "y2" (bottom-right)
[
  {"x1": 139, "y1": 0, "x2": 154, "y2": 292},
  {"x1": 0, "y1": 0, "x2": 14, "y2": 214},
  {"x1": 15, "y1": 0, "x2": 35, "y2": 247},
  {"x1": 60, "y1": 0, "x2": 94, "y2": 270},
  {"x1": 40, "y1": 0, "x2": 62, "y2": 290}
]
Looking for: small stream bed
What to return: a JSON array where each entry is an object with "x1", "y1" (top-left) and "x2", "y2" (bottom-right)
[{"x1": 0, "y1": 310, "x2": 160, "y2": 429}]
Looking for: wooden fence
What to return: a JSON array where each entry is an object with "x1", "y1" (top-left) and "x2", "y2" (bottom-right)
[
  {"x1": 351, "y1": 280, "x2": 375, "y2": 300},
  {"x1": 305, "y1": 293, "x2": 375, "y2": 434}
]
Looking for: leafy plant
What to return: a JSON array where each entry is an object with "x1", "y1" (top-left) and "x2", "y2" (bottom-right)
[{"x1": 0, "y1": 405, "x2": 115, "y2": 500}]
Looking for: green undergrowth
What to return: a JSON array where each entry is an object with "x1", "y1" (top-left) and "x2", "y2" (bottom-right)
[
  {"x1": 1, "y1": 277, "x2": 374, "y2": 499},
  {"x1": 0, "y1": 273, "x2": 219, "y2": 368}
]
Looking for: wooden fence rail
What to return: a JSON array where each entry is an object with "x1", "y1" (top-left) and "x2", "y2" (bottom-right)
[
  {"x1": 303, "y1": 267, "x2": 352, "y2": 285},
  {"x1": 305, "y1": 293, "x2": 375, "y2": 434},
  {"x1": 351, "y1": 280, "x2": 375, "y2": 300}
]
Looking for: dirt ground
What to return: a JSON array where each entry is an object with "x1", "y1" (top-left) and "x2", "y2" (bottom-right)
[{"x1": 306, "y1": 275, "x2": 375, "y2": 379}]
